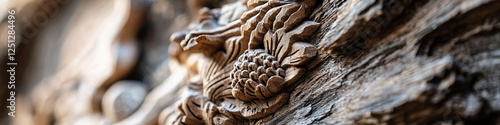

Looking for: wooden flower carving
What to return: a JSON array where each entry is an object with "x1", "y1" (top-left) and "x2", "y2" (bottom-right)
[
  {"x1": 220, "y1": 0, "x2": 320, "y2": 120},
  {"x1": 230, "y1": 0, "x2": 320, "y2": 102},
  {"x1": 231, "y1": 49, "x2": 286, "y2": 101},
  {"x1": 170, "y1": 0, "x2": 320, "y2": 124}
]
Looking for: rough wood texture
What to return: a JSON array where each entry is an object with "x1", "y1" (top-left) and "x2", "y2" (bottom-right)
[{"x1": 254, "y1": 0, "x2": 500, "y2": 124}]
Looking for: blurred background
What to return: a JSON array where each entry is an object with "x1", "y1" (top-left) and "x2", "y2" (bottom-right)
[{"x1": 0, "y1": 0, "x2": 233, "y2": 124}]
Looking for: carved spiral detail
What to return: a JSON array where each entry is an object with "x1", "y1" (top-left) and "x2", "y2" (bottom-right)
[{"x1": 230, "y1": 49, "x2": 286, "y2": 101}]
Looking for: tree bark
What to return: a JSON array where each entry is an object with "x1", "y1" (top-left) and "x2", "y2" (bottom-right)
[{"x1": 254, "y1": 0, "x2": 500, "y2": 124}]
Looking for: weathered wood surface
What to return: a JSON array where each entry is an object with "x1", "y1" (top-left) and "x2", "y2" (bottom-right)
[{"x1": 255, "y1": 0, "x2": 500, "y2": 124}]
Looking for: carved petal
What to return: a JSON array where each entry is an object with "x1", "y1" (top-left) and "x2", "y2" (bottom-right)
[
  {"x1": 179, "y1": 95, "x2": 207, "y2": 124},
  {"x1": 273, "y1": 29, "x2": 292, "y2": 62},
  {"x1": 240, "y1": 7, "x2": 260, "y2": 23},
  {"x1": 266, "y1": 76, "x2": 286, "y2": 93},
  {"x1": 283, "y1": 5, "x2": 308, "y2": 32},
  {"x1": 221, "y1": 92, "x2": 290, "y2": 119},
  {"x1": 248, "y1": 22, "x2": 267, "y2": 49},
  {"x1": 281, "y1": 42, "x2": 317, "y2": 67},
  {"x1": 263, "y1": 31, "x2": 277, "y2": 55},
  {"x1": 248, "y1": 6, "x2": 282, "y2": 49},
  {"x1": 273, "y1": 4, "x2": 300, "y2": 32},
  {"x1": 284, "y1": 67, "x2": 306, "y2": 86},
  {"x1": 244, "y1": 80, "x2": 258, "y2": 95},
  {"x1": 263, "y1": 7, "x2": 282, "y2": 30},
  {"x1": 287, "y1": 21, "x2": 321, "y2": 42},
  {"x1": 232, "y1": 89, "x2": 251, "y2": 101},
  {"x1": 242, "y1": 1, "x2": 288, "y2": 47},
  {"x1": 241, "y1": 10, "x2": 265, "y2": 44},
  {"x1": 255, "y1": 85, "x2": 273, "y2": 99},
  {"x1": 274, "y1": 21, "x2": 320, "y2": 62},
  {"x1": 241, "y1": 0, "x2": 286, "y2": 22},
  {"x1": 225, "y1": 36, "x2": 246, "y2": 62},
  {"x1": 212, "y1": 114, "x2": 238, "y2": 125},
  {"x1": 246, "y1": 0, "x2": 267, "y2": 9}
]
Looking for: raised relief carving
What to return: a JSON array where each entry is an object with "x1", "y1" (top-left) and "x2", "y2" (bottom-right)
[{"x1": 170, "y1": 0, "x2": 319, "y2": 124}]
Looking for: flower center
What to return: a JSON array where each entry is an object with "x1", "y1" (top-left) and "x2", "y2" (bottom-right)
[{"x1": 230, "y1": 49, "x2": 286, "y2": 101}]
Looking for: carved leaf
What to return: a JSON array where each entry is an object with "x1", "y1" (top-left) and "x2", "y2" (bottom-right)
[
  {"x1": 284, "y1": 67, "x2": 306, "y2": 86},
  {"x1": 221, "y1": 92, "x2": 290, "y2": 119},
  {"x1": 273, "y1": 4, "x2": 300, "y2": 32},
  {"x1": 178, "y1": 95, "x2": 207, "y2": 124},
  {"x1": 246, "y1": 0, "x2": 268, "y2": 9},
  {"x1": 281, "y1": 42, "x2": 317, "y2": 67},
  {"x1": 283, "y1": 4, "x2": 309, "y2": 32},
  {"x1": 274, "y1": 21, "x2": 320, "y2": 62},
  {"x1": 287, "y1": 21, "x2": 321, "y2": 43}
]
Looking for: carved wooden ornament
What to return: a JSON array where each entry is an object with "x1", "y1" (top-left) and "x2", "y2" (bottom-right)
[{"x1": 170, "y1": 0, "x2": 320, "y2": 124}]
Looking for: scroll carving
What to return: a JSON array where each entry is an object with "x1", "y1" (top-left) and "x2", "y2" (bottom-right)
[{"x1": 170, "y1": 0, "x2": 320, "y2": 124}]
